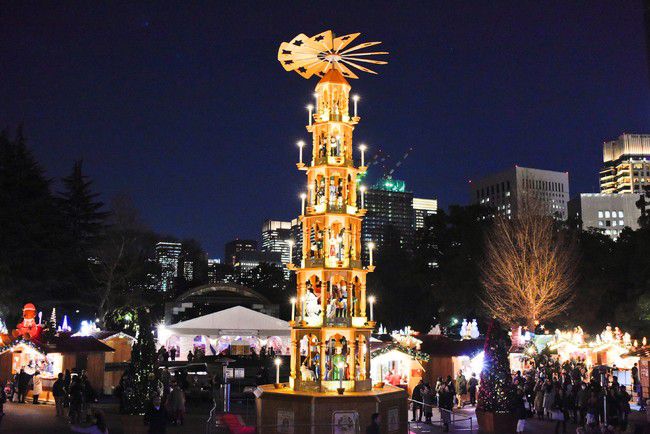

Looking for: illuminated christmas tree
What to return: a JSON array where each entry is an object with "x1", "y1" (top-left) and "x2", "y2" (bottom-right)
[{"x1": 476, "y1": 321, "x2": 517, "y2": 413}]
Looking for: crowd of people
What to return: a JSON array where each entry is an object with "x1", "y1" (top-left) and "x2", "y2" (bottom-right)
[
  {"x1": 409, "y1": 371, "x2": 479, "y2": 432},
  {"x1": 513, "y1": 359, "x2": 641, "y2": 433}
]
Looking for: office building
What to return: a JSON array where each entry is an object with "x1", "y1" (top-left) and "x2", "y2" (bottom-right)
[
  {"x1": 568, "y1": 193, "x2": 641, "y2": 240},
  {"x1": 261, "y1": 220, "x2": 292, "y2": 264},
  {"x1": 224, "y1": 239, "x2": 257, "y2": 266},
  {"x1": 155, "y1": 242, "x2": 182, "y2": 292},
  {"x1": 412, "y1": 197, "x2": 438, "y2": 229},
  {"x1": 235, "y1": 250, "x2": 282, "y2": 279},
  {"x1": 182, "y1": 260, "x2": 194, "y2": 281},
  {"x1": 361, "y1": 177, "x2": 414, "y2": 258},
  {"x1": 470, "y1": 166, "x2": 570, "y2": 219},
  {"x1": 600, "y1": 134, "x2": 650, "y2": 194},
  {"x1": 290, "y1": 218, "x2": 303, "y2": 265}
]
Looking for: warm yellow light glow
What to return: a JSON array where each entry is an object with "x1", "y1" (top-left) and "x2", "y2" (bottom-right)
[
  {"x1": 359, "y1": 185, "x2": 367, "y2": 192},
  {"x1": 274, "y1": 357, "x2": 282, "y2": 366},
  {"x1": 358, "y1": 144, "x2": 367, "y2": 151},
  {"x1": 368, "y1": 296, "x2": 376, "y2": 304},
  {"x1": 297, "y1": 140, "x2": 305, "y2": 148},
  {"x1": 352, "y1": 95, "x2": 360, "y2": 102},
  {"x1": 367, "y1": 242, "x2": 375, "y2": 250}
]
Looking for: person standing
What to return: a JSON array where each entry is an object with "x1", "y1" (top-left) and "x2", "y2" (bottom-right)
[
  {"x1": 411, "y1": 379, "x2": 423, "y2": 422},
  {"x1": 168, "y1": 382, "x2": 186, "y2": 426},
  {"x1": 515, "y1": 389, "x2": 527, "y2": 433},
  {"x1": 52, "y1": 373, "x2": 66, "y2": 416},
  {"x1": 187, "y1": 350, "x2": 194, "y2": 363},
  {"x1": 63, "y1": 369, "x2": 72, "y2": 408},
  {"x1": 69, "y1": 376, "x2": 83, "y2": 424},
  {"x1": 144, "y1": 395, "x2": 168, "y2": 434},
  {"x1": 468, "y1": 373, "x2": 479, "y2": 406},
  {"x1": 16, "y1": 369, "x2": 29, "y2": 403},
  {"x1": 31, "y1": 371, "x2": 42, "y2": 404},
  {"x1": 455, "y1": 371, "x2": 467, "y2": 409},
  {"x1": 438, "y1": 384, "x2": 453, "y2": 433},
  {"x1": 169, "y1": 347, "x2": 177, "y2": 362},
  {"x1": 422, "y1": 385, "x2": 434, "y2": 424}
]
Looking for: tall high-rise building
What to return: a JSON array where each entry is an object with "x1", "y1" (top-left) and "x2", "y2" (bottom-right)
[
  {"x1": 470, "y1": 166, "x2": 570, "y2": 219},
  {"x1": 155, "y1": 242, "x2": 182, "y2": 292},
  {"x1": 289, "y1": 218, "x2": 303, "y2": 265},
  {"x1": 224, "y1": 239, "x2": 257, "y2": 266},
  {"x1": 207, "y1": 258, "x2": 221, "y2": 283},
  {"x1": 183, "y1": 260, "x2": 194, "y2": 281},
  {"x1": 600, "y1": 134, "x2": 650, "y2": 194},
  {"x1": 361, "y1": 177, "x2": 414, "y2": 258},
  {"x1": 568, "y1": 193, "x2": 641, "y2": 240},
  {"x1": 261, "y1": 220, "x2": 292, "y2": 264},
  {"x1": 412, "y1": 197, "x2": 438, "y2": 229}
]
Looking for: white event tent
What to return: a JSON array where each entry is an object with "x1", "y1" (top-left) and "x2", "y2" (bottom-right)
[{"x1": 159, "y1": 306, "x2": 291, "y2": 359}]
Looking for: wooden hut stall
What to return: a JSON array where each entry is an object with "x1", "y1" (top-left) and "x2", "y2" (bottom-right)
[
  {"x1": 77, "y1": 331, "x2": 135, "y2": 394},
  {"x1": 419, "y1": 335, "x2": 484, "y2": 386},
  {"x1": 370, "y1": 342, "x2": 427, "y2": 395},
  {"x1": 0, "y1": 335, "x2": 114, "y2": 401}
]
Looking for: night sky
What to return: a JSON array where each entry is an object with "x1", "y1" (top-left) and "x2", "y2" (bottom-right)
[{"x1": 1, "y1": 2, "x2": 648, "y2": 257}]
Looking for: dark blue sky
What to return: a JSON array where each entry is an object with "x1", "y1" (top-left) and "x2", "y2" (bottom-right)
[{"x1": 1, "y1": 2, "x2": 648, "y2": 257}]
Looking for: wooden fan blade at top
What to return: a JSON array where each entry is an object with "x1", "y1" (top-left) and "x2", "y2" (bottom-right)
[
  {"x1": 332, "y1": 33, "x2": 360, "y2": 52},
  {"x1": 341, "y1": 56, "x2": 388, "y2": 65},
  {"x1": 339, "y1": 59, "x2": 379, "y2": 75},
  {"x1": 334, "y1": 62, "x2": 359, "y2": 80},
  {"x1": 340, "y1": 41, "x2": 383, "y2": 55},
  {"x1": 309, "y1": 30, "x2": 334, "y2": 51}
]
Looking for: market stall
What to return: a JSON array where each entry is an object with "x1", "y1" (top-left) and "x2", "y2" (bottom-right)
[{"x1": 159, "y1": 305, "x2": 291, "y2": 359}]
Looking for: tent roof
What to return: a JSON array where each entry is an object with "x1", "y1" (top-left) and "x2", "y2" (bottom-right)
[{"x1": 166, "y1": 306, "x2": 290, "y2": 337}]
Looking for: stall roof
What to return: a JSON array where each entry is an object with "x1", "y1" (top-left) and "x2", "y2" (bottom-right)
[
  {"x1": 1, "y1": 335, "x2": 114, "y2": 355},
  {"x1": 72, "y1": 330, "x2": 136, "y2": 342},
  {"x1": 419, "y1": 335, "x2": 484, "y2": 357},
  {"x1": 166, "y1": 306, "x2": 290, "y2": 336}
]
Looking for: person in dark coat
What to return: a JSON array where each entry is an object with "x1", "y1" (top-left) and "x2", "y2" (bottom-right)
[
  {"x1": 468, "y1": 373, "x2": 479, "y2": 406},
  {"x1": 515, "y1": 389, "x2": 527, "y2": 433},
  {"x1": 411, "y1": 380, "x2": 424, "y2": 422},
  {"x1": 16, "y1": 369, "x2": 29, "y2": 403},
  {"x1": 365, "y1": 412, "x2": 380, "y2": 434},
  {"x1": 52, "y1": 373, "x2": 66, "y2": 416},
  {"x1": 438, "y1": 384, "x2": 454, "y2": 432},
  {"x1": 422, "y1": 385, "x2": 434, "y2": 424},
  {"x1": 144, "y1": 395, "x2": 168, "y2": 434}
]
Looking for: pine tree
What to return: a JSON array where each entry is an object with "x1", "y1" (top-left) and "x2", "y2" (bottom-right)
[
  {"x1": 123, "y1": 307, "x2": 156, "y2": 413},
  {"x1": 59, "y1": 160, "x2": 109, "y2": 253},
  {"x1": 476, "y1": 320, "x2": 517, "y2": 413}
]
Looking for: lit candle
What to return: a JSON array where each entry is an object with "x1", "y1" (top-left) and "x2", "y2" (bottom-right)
[
  {"x1": 287, "y1": 240, "x2": 294, "y2": 263},
  {"x1": 359, "y1": 185, "x2": 366, "y2": 209},
  {"x1": 290, "y1": 297, "x2": 296, "y2": 322},
  {"x1": 352, "y1": 94, "x2": 359, "y2": 117},
  {"x1": 307, "y1": 104, "x2": 314, "y2": 126},
  {"x1": 338, "y1": 361, "x2": 345, "y2": 390},
  {"x1": 359, "y1": 144, "x2": 366, "y2": 167},
  {"x1": 300, "y1": 192, "x2": 307, "y2": 215},
  {"x1": 274, "y1": 357, "x2": 282, "y2": 384},
  {"x1": 297, "y1": 140, "x2": 305, "y2": 164},
  {"x1": 368, "y1": 242, "x2": 375, "y2": 267},
  {"x1": 368, "y1": 295, "x2": 376, "y2": 322},
  {"x1": 301, "y1": 295, "x2": 306, "y2": 320}
]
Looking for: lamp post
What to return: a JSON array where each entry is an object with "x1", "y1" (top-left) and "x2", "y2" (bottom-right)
[
  {"x1": 274, "y1": 357, "x2": 282, "y2": 384},
  {"x1": 290, "y1": 297, "x2": 296, "y2": 322},
  {"x1": 287, "y1": 239, "x2": 294, "y2": 263},
  {"x1": 307, "y1": 104, "x2": 314, "y2": 126},
  {"x1": 359, "y1": 185, "x2": 366, "y2": 209},
  {"x1": 352, "y1": 94, "x2": 359, "y2": 117},
  {"x1": 297, "y1": 140, "x2": 305, "y2": 165},
  {"x1": 367, "y1": 242, "x2": 375, "y2": 266},
  {"x1": 368, "y1": 295, "x2": 376, "y2": 322},
  {"x1": 359, "y1": 144, "x2": 366, "y2": 167},
  {"x1": 300, "y1": 192, "x2": 307, "y2": 215}
]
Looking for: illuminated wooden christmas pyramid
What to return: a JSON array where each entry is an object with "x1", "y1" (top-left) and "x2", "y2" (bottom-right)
[
  {"x1": 279, "y1": 30, "x2": 388, "y2": 393},
  {"x1": 256, "y1": 30, "x2": 406, "y2": 433}
]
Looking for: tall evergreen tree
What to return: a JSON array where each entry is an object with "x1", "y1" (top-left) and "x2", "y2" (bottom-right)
[
  {"x1": 0, "y1": 127, "x2": 69, "y2": 319},
  {"x1": 59, "y1": 160, "x2": 109, "y2": 253}
]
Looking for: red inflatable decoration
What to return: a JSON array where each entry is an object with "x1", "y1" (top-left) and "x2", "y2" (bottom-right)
[{"x1": 12, "y1": 303, "x2": 43, "y2": 341}]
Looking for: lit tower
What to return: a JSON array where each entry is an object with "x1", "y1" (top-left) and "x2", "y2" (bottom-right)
[{"x1": 257, "y1": 30, "x2": 407, "y2": 434}]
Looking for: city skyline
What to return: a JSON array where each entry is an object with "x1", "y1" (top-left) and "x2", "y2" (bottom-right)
[{"x1": 1, "y1": 2, "x2": 648, "y2": 255}]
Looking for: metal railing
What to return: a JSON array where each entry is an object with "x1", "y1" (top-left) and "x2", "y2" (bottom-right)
[{"x1": 408, "y1": 398, "x2": 475, "y2": 431}]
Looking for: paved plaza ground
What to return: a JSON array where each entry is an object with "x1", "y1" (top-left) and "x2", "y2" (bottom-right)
[{"x1": 0, "y1": 400, "x2": 648, "y2": 433}]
